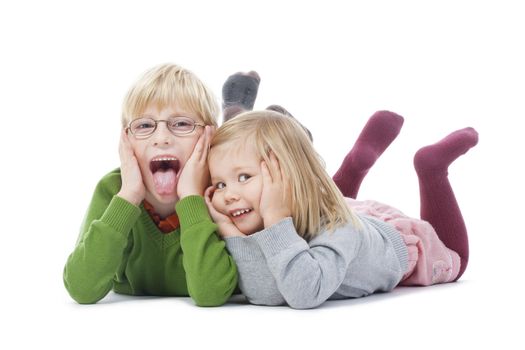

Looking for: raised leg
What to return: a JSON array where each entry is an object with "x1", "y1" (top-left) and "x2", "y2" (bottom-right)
[
  {"x1": 413, "y1": 127, "x2": 479, "y2": 280},
  {"x1": 222, "y1": 71, "x2": 260, "y2": 122},
  {"x1": 333, "y1": 111, "x2": 404, "y2": 198}
]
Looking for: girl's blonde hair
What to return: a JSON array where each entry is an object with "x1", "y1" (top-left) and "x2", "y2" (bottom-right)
[
  {"x1": 210, "y1": 110, "x2": 357, "y2": 240},
  {"x1": 121, "y1": 63, "x2": 219, "y2": 128}
]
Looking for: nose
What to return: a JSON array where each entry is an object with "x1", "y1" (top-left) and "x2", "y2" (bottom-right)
[
  {"x1": 224, "y1": 186, "x2": 240, "y2": 204},
  {"x1": 151, "y1": 122, "x2": 172, "y2": 146}
]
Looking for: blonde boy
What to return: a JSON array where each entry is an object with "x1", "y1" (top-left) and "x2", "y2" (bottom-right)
[{"x1": 63, "y1": 64, "x2": 237, "y2": 306}]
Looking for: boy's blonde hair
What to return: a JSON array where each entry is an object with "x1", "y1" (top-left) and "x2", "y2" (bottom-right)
[
  {"x1": 121, "y1": 63, "x2": 219, "y2": 128},
  {"x1": 210, "y1": 110, "x2": 357, "y2": 240}
]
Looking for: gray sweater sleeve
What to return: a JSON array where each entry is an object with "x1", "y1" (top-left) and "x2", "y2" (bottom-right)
[
  {"x1": 227, "y1": 218, "x2": 362, "y2": 309},
  {"x1": 226, "y1": 216, "x2": 407, "y2": 309},
  {"x1": 225, "y1": 236, "x2": 286, "y2": 306}
]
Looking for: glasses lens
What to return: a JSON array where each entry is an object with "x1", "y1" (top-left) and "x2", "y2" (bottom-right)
[
  {"x1": 130, "y1": 118, "x2": 156, "y2": 136},
  {"x1": 168, "y1": 117, "x2": 195, "y2": 134}
]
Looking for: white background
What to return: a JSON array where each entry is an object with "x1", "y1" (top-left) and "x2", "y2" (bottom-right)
[{"x1": 1, "y1": 0, "x2": 523, "y2": 349}]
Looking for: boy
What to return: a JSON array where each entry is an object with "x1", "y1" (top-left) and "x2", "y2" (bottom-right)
[{"x1": 63, "y1": 63, "x2": 237, "y2": 306}]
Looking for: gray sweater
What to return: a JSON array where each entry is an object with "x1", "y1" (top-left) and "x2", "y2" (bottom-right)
[{"x1": 224, "y1": 215, "x2": 409, "y2": 309}]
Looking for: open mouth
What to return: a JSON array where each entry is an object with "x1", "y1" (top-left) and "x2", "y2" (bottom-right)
[
  {"x1": 149, "y1": 156, "x2": 180, "y2": 195},
  {"x1": 149, "y1": 157, "x2": 180, "y2": 174},
  {"x1": 230, "y1": 208, "x2": 253, "y2": 219}
]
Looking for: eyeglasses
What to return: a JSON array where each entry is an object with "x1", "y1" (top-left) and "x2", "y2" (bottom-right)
[{"x1": 126, "y1": 116, "x2": 205, "y2": 139}]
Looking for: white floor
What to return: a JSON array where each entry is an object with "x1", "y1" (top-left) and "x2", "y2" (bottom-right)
[{"x1": 4, "y1": 276, "x2": 520, "y2": 349}]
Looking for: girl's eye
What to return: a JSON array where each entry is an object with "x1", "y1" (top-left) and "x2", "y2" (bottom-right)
[
  {"x1": 215, "y1": 182, "x2": 226, "y2": 190},
  {"x1": 239, "y1": 174, "x2": 251, "y2": 182}
]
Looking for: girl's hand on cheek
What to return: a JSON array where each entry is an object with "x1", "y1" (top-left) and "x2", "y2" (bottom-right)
[
  {"x1": 177, "y1": 126, "x2": 214, "y2": 199},
  {"x1": 117, "y1": 129, "x2": 146, "y2": 206},
  {"x1": 204, "y1": 186, "x2": 245, "y2": 238},
  {"x1": 259, "y1": 152, "x2": 292, "y2": 228}
]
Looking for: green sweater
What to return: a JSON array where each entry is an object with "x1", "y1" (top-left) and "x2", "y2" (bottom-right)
[{"x1": 63, "y1": 169, "x2": 238, "y2": 306}]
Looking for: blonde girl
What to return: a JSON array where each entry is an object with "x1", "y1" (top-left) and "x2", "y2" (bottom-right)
[{"x1": 205, "y1": 110, "x2": 478, "y2": 309}]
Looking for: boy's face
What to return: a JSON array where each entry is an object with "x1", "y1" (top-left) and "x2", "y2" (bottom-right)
[
  {"x1": 128, "y1": 104, "x2": 204, "y2": 207},
  {"x1": 209, "y1": 143, "x2": 265, "y2": 235}
]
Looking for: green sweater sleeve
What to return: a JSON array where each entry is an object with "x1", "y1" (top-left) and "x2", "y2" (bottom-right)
[
  {"x1": 63, "y1": 171, "x2": 141, "y2": 304},
  {"x1": 176, "y1": 195, "x2": 238, "y2": 306}
]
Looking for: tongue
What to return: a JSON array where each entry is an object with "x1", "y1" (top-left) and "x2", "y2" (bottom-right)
[{"x1": 152, "y1": 169, "x2": 177, "y2": 195}]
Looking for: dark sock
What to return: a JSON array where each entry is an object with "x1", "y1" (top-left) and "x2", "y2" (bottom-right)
[
  {"x1": 266, "y1": 105, "x2": 313, "y2": 141},
  {"x1": 333, "y1": 110, "x2": 404, "y2": 198},
  {"x1": 414, "y1": 127, "x2": 479, "y2": 281},
  {"x1": 222, "y1": 71, "x2": 260, "y2": 122}
]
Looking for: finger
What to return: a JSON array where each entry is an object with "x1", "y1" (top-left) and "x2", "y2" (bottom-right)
[
  {"x1": 118, "y1": 130, "x2": 125, "y2": 157},
  {"x1": 261, "y1": 160, "x2": 273, "y2": 185},
  {"x1": 122, "y1": 129, "x2": 133, "y2": 147},
  {"x1": 207, "y1": 124, "x2": 214, "y2": 140},
  {"x1": 269, "y1": 152, "x2": 282, "y2": 181},
  {"x1": 192, "y1": 128, "x2": 206, "y2": 162},
  {"x1": 119, "y1": 129, "x2": 127, "y2": 144},
  {"x1": 119, "y1": 129, "x2": 130, "y2": 160},
  {"x1": 264, "y1": 152, "x2": 280, "y2": 183},
  {"x1": 282, "y1": 170, "x2": 292, "y2": 205},
  {"x1": 209, "y1": 125, "x2": 217, "y2": 138},
  {"x1": 279, "y1": 159, "x2": 288, "y2": 186},
  {"x1": 122, "y1": 132, "x2": 136, "y2": 157},
  {"x1": 197, "y1": 126, "x2": 208, "y2": 161},
  {"x1": 200, "y1": 126, "x2": 211, "y2": 161},
  {"x1": 204, "y1": 185, "x2": 214, "y2": 202}
]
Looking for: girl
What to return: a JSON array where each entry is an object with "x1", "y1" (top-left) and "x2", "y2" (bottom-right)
[{"x1": 205, "y1": 110, "x2": 478, "y2": 309}]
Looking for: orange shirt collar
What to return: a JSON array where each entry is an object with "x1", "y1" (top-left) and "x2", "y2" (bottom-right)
[{"x1": 143, "y1": 200, "x2": 180, "y2": 234}]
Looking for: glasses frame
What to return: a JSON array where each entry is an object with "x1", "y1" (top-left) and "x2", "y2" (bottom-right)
[{"x1": 126, "y1": 116, "x2": 205, "y2": 139}]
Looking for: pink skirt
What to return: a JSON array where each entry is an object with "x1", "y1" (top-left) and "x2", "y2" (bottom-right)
[{"x1": 346, "y1": 198, "x2": 461, "y2": 285}]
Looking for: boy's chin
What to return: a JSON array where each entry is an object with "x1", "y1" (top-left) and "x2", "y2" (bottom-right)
[{"x1": 145, "y1": 189, "x2": 179, "y2": 205}]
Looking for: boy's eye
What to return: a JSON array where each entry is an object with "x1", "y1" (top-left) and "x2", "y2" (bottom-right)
[
  {"x1": 215, "y1": 182, "x2": 226, "y2": 190},
  {"x1": 172, "y1": 121, "x2": 191, "y2": 128},
  {"x1": 133, "y1": 119, "x2": 155, "y2": 129},
  {"x1": 238, "y1": 174, "x2": 251, "y2": 182},
  {"x1": 168, "y1": 117, "x2": 195, "y2": 132},
  {"x1": 137, "y1": 123, "x2": 154, "y2": 129}
]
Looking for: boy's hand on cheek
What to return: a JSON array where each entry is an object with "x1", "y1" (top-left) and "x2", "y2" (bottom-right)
[
  {"x1": 117, "y1": 130, "x2": 146, "y2": 206},
  {"x1": 260, "y1": 153, "x2": 292, "y2": 228},
  {"x1": 177, "y1": 126, "x2": 214, "y2": 199},
  {"x1": 204, "y1": 186, "x2": 245, "y2": 238}
]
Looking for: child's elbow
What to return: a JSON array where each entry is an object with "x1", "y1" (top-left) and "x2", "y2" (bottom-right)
[
  {"x1": 71, "y1": 294, "x2": 102, "y2": 305},
  {"x1": 64, "y1": 282, "x2": 105, "y2": 304},
  {"x1": 243, "y1": 288, "x2": 286, "y2": 306},
  {"x1": 63, "y1": 274, "x2": 108, "y2": 305},
  {"x1": 286, "y1": 298, "x2": 324, "y2": 310},
  {"x1": 284, "y1": 291, "x2": 326, "y2": 309},
  {"x1": 189, "y1": 275, "x2": 238, "y2": 307},
  {"x1": 191, "y1": 290, "x2": 230, "y2": 307},
  {"x1": 189, "y1": 282, "x2": 235, "y2": 307}
]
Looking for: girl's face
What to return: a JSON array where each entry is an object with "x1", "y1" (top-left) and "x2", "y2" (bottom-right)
[
  {"x1": 209, "y1": 143, "x2": 264, "y2": 235},
  {"x1": 128, "y1": 103, "x2": 204, "y2": 210}
]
